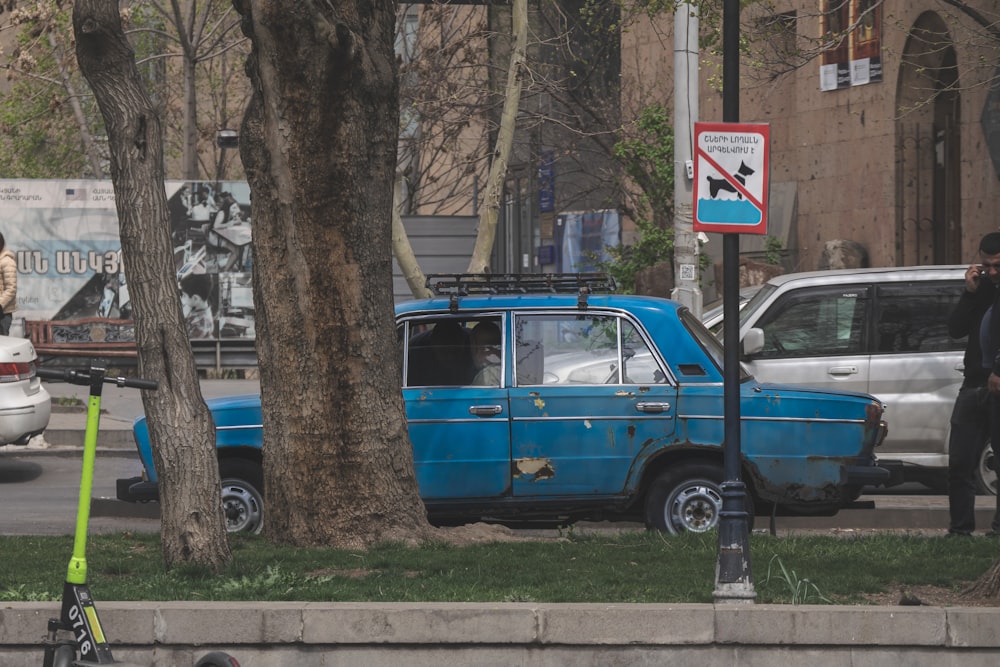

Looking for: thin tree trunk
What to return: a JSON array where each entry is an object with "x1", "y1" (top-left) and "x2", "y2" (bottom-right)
[
  {"x1": 73, "y1": 0, "x2": 231, "y2": 570},
  {"x1": 235, "y1": 0, "x2": 433, "y2": 548},
  {"x1": 391, "y1": 175, "x2": 432, "y2": 299},
  {"x1": 466, "y1": 0, "x2": 526, "y2": 274},
  {"x1": 48, "y1": 33, "x2": 105, "y2": 178}
]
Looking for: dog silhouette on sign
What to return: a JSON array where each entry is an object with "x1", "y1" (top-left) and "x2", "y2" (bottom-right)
[{"x1": 706, "y1": 161, "x2": 755, "y2": 199}]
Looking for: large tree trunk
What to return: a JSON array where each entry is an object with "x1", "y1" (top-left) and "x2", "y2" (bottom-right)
[
  {"x1": 235, "y1": 0, "x2": 433, "y2": 548},
  {"x1": 73, "y1": 0, "x2": 231, "y2": 570}
]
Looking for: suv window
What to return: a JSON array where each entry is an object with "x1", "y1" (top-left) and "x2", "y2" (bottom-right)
[
  {"x1": 513, "y1": 312, "x2": 664, "y2": 386},
  {"x1": 754, "y1": 287, "x2": 870, "y2": 359},
  {"x1": 874, "y1": 282, "x2": 965, "y2": 354}
]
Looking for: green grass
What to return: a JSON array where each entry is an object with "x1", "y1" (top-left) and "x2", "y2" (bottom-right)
[{"x1": 0, "y1": 530, "x2": 996, "y2": 605}]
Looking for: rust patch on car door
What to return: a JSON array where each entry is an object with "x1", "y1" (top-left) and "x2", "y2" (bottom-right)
[{"x1": 512, "y1": 457, "x2": 555, "y2": 481}]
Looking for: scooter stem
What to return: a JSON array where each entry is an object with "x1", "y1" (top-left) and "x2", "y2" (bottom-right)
[{"x1": 66, "y1": 367, "x2": 106, "y2": 586}]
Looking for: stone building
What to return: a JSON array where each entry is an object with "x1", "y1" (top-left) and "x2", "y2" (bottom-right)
[{"x1": 625, "y1": 1, "x2": 1000, "y2": 272}]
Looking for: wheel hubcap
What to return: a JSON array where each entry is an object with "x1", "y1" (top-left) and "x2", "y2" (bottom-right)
[
  {"x1": 670, "y1": 484, "x2": 722, "y2": 533},
  {"x1": 221, "y1": 481, "x2": 263, "y2": 533}
]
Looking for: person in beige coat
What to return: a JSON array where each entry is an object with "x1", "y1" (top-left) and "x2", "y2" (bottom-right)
[{"x1": 0, "y1": 233, "x2": 16, "y2": 336}]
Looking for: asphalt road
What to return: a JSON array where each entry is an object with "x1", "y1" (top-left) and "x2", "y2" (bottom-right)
[
  {"x1": 0, "y1": 450, "x2": 159, "y2": 535},
  {"x1": 3, "y1": 445, "x2": 998, "y2": 537},
  {"x1": 6, "y1": 376, "x2": 998, "y2": 537}
]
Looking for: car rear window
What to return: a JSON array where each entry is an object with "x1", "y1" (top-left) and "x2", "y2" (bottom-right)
[{"x1": 874, "y1": 282, "x2": 965, "y2": 353}]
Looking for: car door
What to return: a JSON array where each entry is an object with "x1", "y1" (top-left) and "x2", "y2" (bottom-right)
[
  {"x1": 507, "y1": 311, "x2": 676, "y2": 497},
  {"x1": 869, "y1": 281, "x2": 965, "y2": 462},
  {"x1": 400, "y1": 314, "x2": 511, "y2": 500},
  {"x1": 742, "y1": 285, "x2": 872, "y2": 396}
]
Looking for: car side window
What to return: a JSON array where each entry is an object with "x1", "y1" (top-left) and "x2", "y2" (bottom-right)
[
  {"x1": 513, "y1": 313, "x2": 664, "y2": 386},
  {"x1": 401, "y1": 316, "x2": 503, "y2": 387},
  {"x1": 875, "y1": 282, "x2": 965, "y2": 353},
  {"x1": 754, "y1": 288, "x2": 869, "y2": 359}
]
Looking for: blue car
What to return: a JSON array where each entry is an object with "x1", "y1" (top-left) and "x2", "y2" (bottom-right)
[{"x1": 118, "y1": 274, "x2": 890, "y2": 533}]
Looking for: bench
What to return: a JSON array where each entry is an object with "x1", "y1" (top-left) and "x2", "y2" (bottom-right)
[{"x1": 25, "y1": 318, "x2": 138, "y2": 358}]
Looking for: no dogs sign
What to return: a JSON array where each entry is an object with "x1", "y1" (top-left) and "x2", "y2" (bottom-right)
[{"x1": 693, "y1": 122, "x2": 770, "y2": 235}]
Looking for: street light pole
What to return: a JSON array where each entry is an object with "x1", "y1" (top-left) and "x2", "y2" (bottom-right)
[
  {"x1": 713, "y1": 0, "x2": 755, "y2": 604},
  {"x1": 671, "y1": 1, "x2": 702, "y2": 317},
  {"x1": 216, "y1": 130, "x2": 239, "y2": 182}
]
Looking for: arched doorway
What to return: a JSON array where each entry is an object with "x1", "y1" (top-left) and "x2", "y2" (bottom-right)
[{"x1": 896, "y1": 12, "x2": 961, "y2": 266}]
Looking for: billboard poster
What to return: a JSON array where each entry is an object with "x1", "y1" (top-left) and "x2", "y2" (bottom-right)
[
  {"x1": 819, "y1": 0, "x2": 882, "y2": 91},
  {"x1": 6, "y1": 179, "x2": 254, "y2": 342},
  {"x1": 554, "y1": 209, "x2": 620, "y2": 273}
]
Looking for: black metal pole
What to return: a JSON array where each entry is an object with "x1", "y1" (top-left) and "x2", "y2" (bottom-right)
[{"x1": 713, "y1": 0, "x2": 755, "y2": 603}]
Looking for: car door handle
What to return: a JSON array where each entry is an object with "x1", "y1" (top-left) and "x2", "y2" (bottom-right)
[
  {"x1": 828, "y1": 366, "x2": 858, "y2": 376},
  {"x1": 635, "y1": 402, "x2": 671, "y2": 413},
  {"x1": 469, "y1": 405, "x2": 503, "y2": 417}
]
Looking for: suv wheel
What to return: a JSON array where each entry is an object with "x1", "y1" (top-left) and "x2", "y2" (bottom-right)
[{"x1": 977, "y1": 442, "x2": 998, "y2": 496}]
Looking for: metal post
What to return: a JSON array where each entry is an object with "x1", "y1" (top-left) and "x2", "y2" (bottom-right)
[
  {"x1": 671, "y1": 1, "x2": 702, "y2": 317},
  {"x1": 713, "y1": 0, "x2": 755, "y2": 604}
]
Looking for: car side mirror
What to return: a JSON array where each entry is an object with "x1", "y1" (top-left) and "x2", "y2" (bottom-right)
[{"x1": 742, "y1": 327, "x2": 764, "y2": 357}]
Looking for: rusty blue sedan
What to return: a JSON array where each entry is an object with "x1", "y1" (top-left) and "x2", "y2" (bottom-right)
[{"x1": 118, "y1": 274, "x2": 890, "y2": 534}]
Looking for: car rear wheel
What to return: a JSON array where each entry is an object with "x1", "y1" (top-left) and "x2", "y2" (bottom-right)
[
  {"x1": 219, "y1": 459, "x2": 264, "y2": 534},
  {"x1": 644, "y1": 463, "x2": 753, "y2": 534}
]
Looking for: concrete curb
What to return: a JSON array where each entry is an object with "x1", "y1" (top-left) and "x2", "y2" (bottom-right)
[{"x1": 2, "y1": 602, "x2": 999, "y2": 666}]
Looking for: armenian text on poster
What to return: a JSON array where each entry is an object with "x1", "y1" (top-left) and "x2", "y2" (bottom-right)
[{"x1": 3, "y1": 179, "x2": 255, "y2": 342}]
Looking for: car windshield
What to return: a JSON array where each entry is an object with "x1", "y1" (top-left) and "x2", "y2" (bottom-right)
[
  {"x1": 680, "y1": 308, "x2": 751, "y2": 381},
  {"x1": 714, "y1": 282, "x2": 778, "y2": 340}
]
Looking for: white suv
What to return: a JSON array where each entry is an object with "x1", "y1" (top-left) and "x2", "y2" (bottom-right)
[{"x1": 721, "y1": 266, "x2": 992, "y2": 493}]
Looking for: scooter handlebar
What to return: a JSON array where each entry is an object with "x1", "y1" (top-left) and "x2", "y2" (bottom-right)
[{"x1": 36, "y1": 367, "x2": 159, "y2": 391}]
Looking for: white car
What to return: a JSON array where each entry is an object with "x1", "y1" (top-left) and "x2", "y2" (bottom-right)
[
  {"x1": 700, "y1": 285, "x2": 761, "y2": 334},
  {"x1": 0, "y1": 336, "x2": 50, "y2": 445},
  {"x1": 723, "y1": 266, "x2": 984, "y2": 493}
]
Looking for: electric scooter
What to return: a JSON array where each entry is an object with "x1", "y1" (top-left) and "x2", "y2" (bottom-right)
[{"x1": 37, "y1": 364, "x2": 239, "y2": 667}]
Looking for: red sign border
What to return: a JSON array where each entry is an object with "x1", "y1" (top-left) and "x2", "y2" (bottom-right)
[{"x1": 692, "y1": 122, "x2": 770, "y2": 235}]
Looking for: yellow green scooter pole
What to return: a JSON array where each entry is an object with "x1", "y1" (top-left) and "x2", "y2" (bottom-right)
[
  {"x1": 39, "y1": 365, "x2": 158, "y2": 666},
  {"x1": 66, "y1": 371, "x2": 105, "y2": 587}
]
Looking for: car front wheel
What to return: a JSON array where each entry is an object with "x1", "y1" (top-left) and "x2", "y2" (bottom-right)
[
  {"x1": 644, "y1": 463, "x2": 753, "y2": 534},
  {"x1": 219, "y1": 459, "x2": 264, "y2": 534}
]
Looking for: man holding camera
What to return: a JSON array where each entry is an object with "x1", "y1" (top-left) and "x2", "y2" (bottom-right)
[{"x1": 947, "y1": 232, "x2": 1000, "y2": 536}]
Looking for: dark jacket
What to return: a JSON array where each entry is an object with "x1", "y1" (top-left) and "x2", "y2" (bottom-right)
[{"x1": 948, "y1": 280, "x2": 996, "y2": 387}]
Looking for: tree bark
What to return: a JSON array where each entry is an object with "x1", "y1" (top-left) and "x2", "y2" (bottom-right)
[
  {"x1": 235, "y1": 0, "x2": 433, "y2": 548},
  {"x1": 73, "y1": 0, "x2": 231, "y2": 570},
  {"x1": 964, "y1": 558, "x2": 1000, "y2": 599}
]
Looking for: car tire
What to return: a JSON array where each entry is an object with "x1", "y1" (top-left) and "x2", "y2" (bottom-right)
[
  {"x1": 50, "y1": 644, "x2": 75, "y2": 667},
  {"x1": 645, "y1": 463, "x2": 753, "y2": 534},
  {"x1": 977, "y1": 442, "x2": 998, "y2": 497},
  {"x1": 195, "y1": 651, "x2": 241, "y2": 667},
  {"x1": 219, "y1": 459, "x2": 264, "y2": 534}
]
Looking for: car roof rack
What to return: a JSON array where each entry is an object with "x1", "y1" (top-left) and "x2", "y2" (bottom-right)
[
  {"x1": 427, "y1": 273, "x2": 617, "y2": 312},
  {"x1": 426, "y1": 273, "x2": 617, "y2": 297}
]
